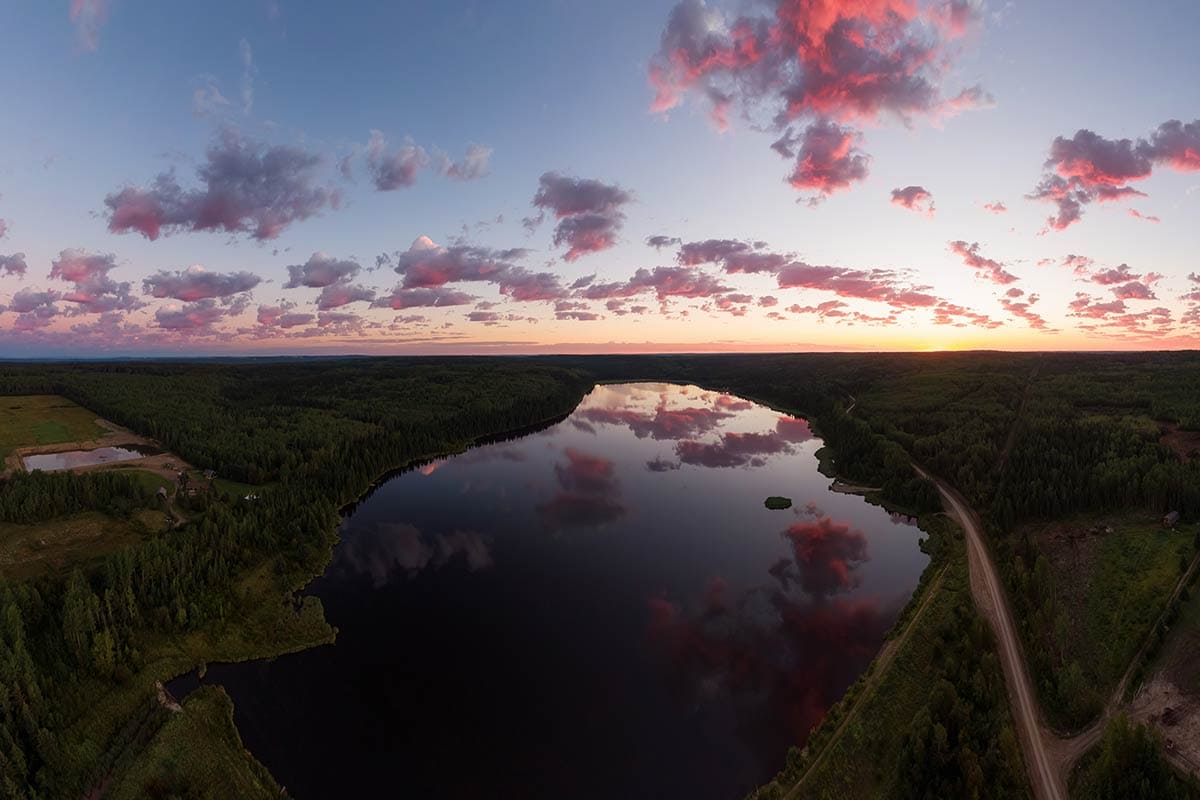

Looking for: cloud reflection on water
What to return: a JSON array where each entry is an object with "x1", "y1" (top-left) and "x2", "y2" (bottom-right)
[{"x1": 337, "y1": 522, "x2": 493, "y2": 586}]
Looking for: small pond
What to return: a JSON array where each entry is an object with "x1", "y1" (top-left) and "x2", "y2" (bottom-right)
[
  {"x1": 168, "y1": 383, "x2": 929, "y2": 799},
  {"x1": 23, "y1": 445, "x2": 157, "y2": 472}
]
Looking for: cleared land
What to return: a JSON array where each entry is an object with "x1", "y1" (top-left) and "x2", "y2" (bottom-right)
[
  {"x1": 0, "y1": 511, "x2": 156, "y2": 579},
  {"x1": 1, "y1": 395, "x2": 108, "y2": 463},
  {"x1": 1130, "y1": 573, "x2": 1200, "y2": 775},
  {"x1": 1018, "y1": 512, "x2": 1194, "y2": 728}
]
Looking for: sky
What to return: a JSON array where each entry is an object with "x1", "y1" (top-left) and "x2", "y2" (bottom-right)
[{"x1": 0, "y1": 0, "x2": 1198, "y2": 356}]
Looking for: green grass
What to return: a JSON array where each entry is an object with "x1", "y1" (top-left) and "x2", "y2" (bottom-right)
[
  {"x1": 106, "y1": 686, "x2": 284, "y2": 800},
  {"x1": 0, "y1": 511, "x2": 147, "y2": 579},
  {"x1": 116, "y1": 468, "x2": 174, "y2": 496},
  {"x1": 0, "y1": 394, "x2": 108, "y2": 459}
]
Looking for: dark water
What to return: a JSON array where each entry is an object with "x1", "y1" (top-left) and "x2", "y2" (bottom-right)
[
  {"x1": 23, "y1": 444, "x2": 156, "y2": 471},
  {"x1": 169, "y1": 383, "x2": 928, "y2": 799}
]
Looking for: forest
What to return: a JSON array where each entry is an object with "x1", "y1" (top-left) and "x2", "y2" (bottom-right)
[{"x1": 3, "y1": 352, "x2": 1200, "y2": 798}]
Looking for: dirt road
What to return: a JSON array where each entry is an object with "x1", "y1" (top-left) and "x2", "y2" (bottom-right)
[{"x1": 914, "y1": 466, "x2": 1066, "y2": 800}]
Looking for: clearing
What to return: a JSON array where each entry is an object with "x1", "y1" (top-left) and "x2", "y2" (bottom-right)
[
  {"x1": 0, "y1": 510, "x2": 165, "y2": 579},
  {"x1": 0, "y1": 395, "x2": 108, "y2": 465},
  {"x1": 1129, "y1": 572, "x2": 1200, "y2": 776},
  {"x1": 1019, "y1": 512, "x2": 1193, "y2": 729}
]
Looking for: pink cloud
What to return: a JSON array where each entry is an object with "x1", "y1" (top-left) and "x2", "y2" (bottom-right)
[
  {"x1": 365, "y1": 129, "x2": 429, "y2": 190},
  {"x1": 890, "y1": 185, "x2": 935, "y2": 216},
  {"x1": 947, "y1": 240, "x2": 1018, "y2": 285},
  {"x1": 530, "y1": 172, "x2": 633, "y2": 261},
  {"x1": 284, "y1": 253, "x2": 362, "y2": 288},
  {"x1": 371, "y1": 286, "x2": 476, "y2": 310},
  {"x1": 317, "y1": 283, "x2": 375, "y2": 310},
  {"x1": 49, "y1": 249, "x2": 141, "y2": 314},
  {"x1": 384, "y1": 235, "x2": 565, "y2": 302},
  {"x1": 1030, "y1": 119, "x2": 1200, "y2": 230},
  {"x1": 982, "y1": 201, "x2": 1007, "y2": 214},
  {"x1": 105, "y1": 128, "x2": 339, "y2": 241},
  {"x1": 142, "y1": 265, "x2": 260, "y2": 301},
  {"x1": 649, "y1": 0, "x2": 987, "y2": 197},
  {"x1": 782, "y1": 120, "x2": 870, "y2": 202}
]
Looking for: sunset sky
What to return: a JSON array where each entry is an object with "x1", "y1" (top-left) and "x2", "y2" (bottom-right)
[{"x1": 1, "y1": 0, "x2": 1198, "y2": 356}]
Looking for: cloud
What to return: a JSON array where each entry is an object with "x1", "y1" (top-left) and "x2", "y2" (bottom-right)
[
  {"x1": 676, "y1": 430, "x2": 790, "y2": 468},
  {"x1": 336, "y1": 523, "x2": 492, "y2": 587},
  {"x1": 2, "y1": 288, "x2": 59, "y2": 316},
  {"x1": 1127, "y1": 208, "x2": 1161, "y2": 223},
  {"x1": 578, "y1": 398, "x2": 735, "y2": 442},
  {"x1": 1111, "y1": 281, "x2": 1156, "y2": 301},
  {"x1": 1143, "y1": 119, "x2": 1200, "y2": 170},
  {"x1": 239, "y1": 38, "x2": 256, "y2": 114},
  {"x1": 982, "y1": 201, "x2": 1007, "y2": 214},
  {"x1": 284, "y1": 252, "x2": 362, "y2": 288},
  {"x1": 783, "y1": 121, "x2": 870, "y2": 201},
  {"x1": 678, "y1": 238, "x2": 789, "y2": 274},
  {"x1": 317, "y1": 283, "x2": 375, "y2": 309},
  {"x1": 49, "y1": 249, "x2": 142, "y2": 314},
  {"x1": 782, "y1": 517, "x2": 869, "y2": 600},
  {"x1": 999, "y1": 294, "x2": 1049, "y2": 330},
  {"x1": 1030, "y1": 119, "x2": 1200, "y2": 230},
  {"x1": 192, "y1": 80, "x2": 231, "y2": 117},
  {"x1": 649, "y1": 0, "x2": 986, "y2": 197},
  {"x1": 1087, "y1": 263, "x2": 1142, "y2": 285},
  {"x1": 365, "y1": 129, "x2": 429, "y2": 190},
  {"x1": 531, "y1": 172, "x2": 633, "y2": 261},
  {"x1": 538, "y1": 448, "x2": 625, "y2": 528},
  {"x1": 0, "y1": 253, "x2": 28, "y2": 277},
  {"x1": 105, "y1": 128, "x2": 338, "y2": 240},
  {"x1": 890, "y1": 185, "x2": 935, "y2": 216},
  {"x1": 142, "y1": 265, "x2": 261, "y2": 300},
  {"x1": 775, "y1": 416, "x2": 813, "y2": 443},
  {"x1": 436, "y1": 144, "x2": 492, "y2": 180},
  {"x1": 371, "y1": 286, "x2": 476, "y2": 310},
  {"x1": 154, "y1": 299, "x2": 230, "y2": 332},
  {"x1": 947, "y1": 240, "x2": 1018, "y2": 285},
  {"x1": 647, "y1": 235, "x2": 682, "y2": 249},
  {"x1": 69, "y1": 0, "x2": 109, "y2": 52},
  {"x1": 387, "y1": 235, "x2": 565, "y2": 302},
  {"x1": 0, "y1": 219, "x2": 8, "y2": 238}
]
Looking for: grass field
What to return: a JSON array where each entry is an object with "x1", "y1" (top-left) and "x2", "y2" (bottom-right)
[
  {"x1": 106, "y1": 686, "x2": 284, "y2": 800},
  {"x1": 0, "y1": 394, "x2": 108, "y2": 460},
  {"x1": 0, "y1": 511, "x2": 148, "y2": 579}
]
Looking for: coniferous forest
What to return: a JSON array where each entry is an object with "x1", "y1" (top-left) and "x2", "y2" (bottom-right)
[{"x1": 2, "y1": 352, "x2": 1200, "y2": 798}]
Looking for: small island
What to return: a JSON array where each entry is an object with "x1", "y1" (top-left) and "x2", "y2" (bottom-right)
[{"x1": 764, "y1": 496, "x2": 793, "y2": 510}]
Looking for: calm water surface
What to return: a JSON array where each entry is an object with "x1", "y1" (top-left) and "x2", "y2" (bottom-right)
[
  {"x1": 169, "y1": 383, "x2": 928, "y2": 799},
  {"x1": 23, "y1": 445, "x2": 153, "y2": 471}
]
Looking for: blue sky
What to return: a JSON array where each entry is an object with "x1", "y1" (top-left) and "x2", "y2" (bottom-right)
[{"x1": 1, "y1": 0, "x2": 1198, "y2": 355}]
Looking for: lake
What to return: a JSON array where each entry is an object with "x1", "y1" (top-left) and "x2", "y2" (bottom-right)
[
  {"x1": 23, "y1": 445, "x2": 155, "y2": 472},
  {"x1": 168, "y1": 383, "x2": 929, "y2": 799}
]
